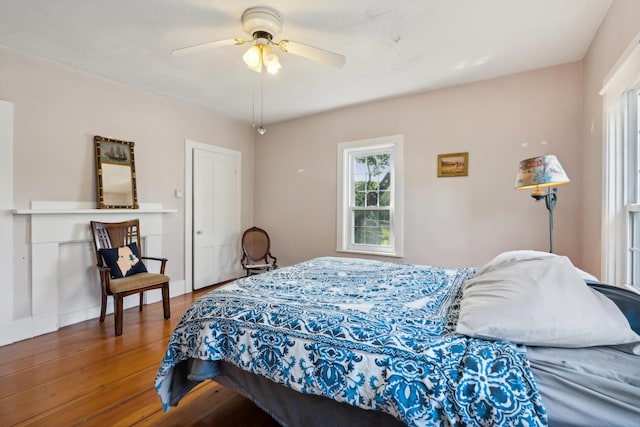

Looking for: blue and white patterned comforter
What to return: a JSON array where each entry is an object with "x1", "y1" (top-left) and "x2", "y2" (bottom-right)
[{"x1": 155, "y1": 257, "x2": 546, "y2": 426}]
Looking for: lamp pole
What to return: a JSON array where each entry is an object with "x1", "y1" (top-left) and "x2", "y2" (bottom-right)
[{"x1": 532, "y1": 188, "x2": 557, "y2": 253}]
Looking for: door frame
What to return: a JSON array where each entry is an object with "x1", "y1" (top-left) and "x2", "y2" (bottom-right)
[{"x1": 184, "y1": 139, "x2": 242, "y2": 292}]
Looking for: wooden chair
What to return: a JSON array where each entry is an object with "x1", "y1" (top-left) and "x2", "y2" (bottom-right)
[
  {"x1": 90, "y1": 219, "x2": 170, "y2": 336},
  {"x1": 241, "y1": 226, "x2": 278, "y2": 276}
]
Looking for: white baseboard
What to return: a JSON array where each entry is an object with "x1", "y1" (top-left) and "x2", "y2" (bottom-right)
[{"x1": 2, "y1": 279, "x2": 189, "y2": 346}]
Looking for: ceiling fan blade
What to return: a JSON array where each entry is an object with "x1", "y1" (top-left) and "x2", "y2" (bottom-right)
[
  {"x1": 171, "y1": 38, "x2": 248, "y2": 56},
  {"x1": 277, "y1": 40, "x2": 346, "y2": 68}
]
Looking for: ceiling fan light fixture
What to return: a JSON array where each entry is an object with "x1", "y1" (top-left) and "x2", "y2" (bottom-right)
[
  {"x1": 262, "y1": 45, "x2": 281, "y2": 74},
  {"x1": 242, "y1": 45, "x2": 263, "y2": 72},
  {"x1": 243, "y1": 43, "x2": 281, "y2": 74},
  {"x1": 265, "y1": 60, "x2": 281, "y2": 74}
]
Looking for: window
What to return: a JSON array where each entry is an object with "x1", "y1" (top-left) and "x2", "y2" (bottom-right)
[
  {"x1": 337, "y1": 135, "x2": 403, "y2": 256},
  {"x1": 602, "y1": 33, "x2": 640, "y2": 287},
  {"x1": 623, "y1": 83, "x2": 640, "y2": 286}
]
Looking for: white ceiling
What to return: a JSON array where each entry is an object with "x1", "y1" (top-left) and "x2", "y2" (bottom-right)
[{"x1": 0, "y1": 0, "x2": 612, "y2": 126}]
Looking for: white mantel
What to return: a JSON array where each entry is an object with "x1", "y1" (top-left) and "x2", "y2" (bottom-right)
[
  {"x1": 10, "y1": 201, "x2": 180, "y2": 342},
  {"x1": 13, "y1": 202, "x2": 177, "y2": 215}
]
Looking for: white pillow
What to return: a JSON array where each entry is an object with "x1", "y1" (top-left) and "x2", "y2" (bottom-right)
[
  {"x1": 476, "y1": 249, "x2": 600, "y2": 282},
  {"x1": 475, "y1": 250, "x2": 554, "y2": 275},
  {"x1": 456, "y1": 254, "x2": 640, "y2": 351}
]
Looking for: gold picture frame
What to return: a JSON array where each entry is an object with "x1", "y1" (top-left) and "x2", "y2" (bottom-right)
[
  {"x1": 94, "y1": 135, "x2": 139, "y2": 209},
  {"x1": 437, "y1": 152, "x2": 468, "y2": 177}
]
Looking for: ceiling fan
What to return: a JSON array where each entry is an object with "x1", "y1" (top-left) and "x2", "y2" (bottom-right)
[{"x1": 171, "y1": 6, "x2": 346, "y2": 74}]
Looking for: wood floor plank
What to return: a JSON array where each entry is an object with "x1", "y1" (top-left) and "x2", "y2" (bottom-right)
[
  {"x1": 80, "y1": 381, "x2": 227, "y2": 427},
  {"x1": 134, "y1": 382, "x2": 280, "y2": 427},
  {"x1": 13, "y1": 366, "x2": 159, "y2": 426},
  {"x1": 0, "y1": 285, "x2": 279, "y2": 427},
  {"x1": 1, "y1": 333, "x2": 147, "y2": 398}
]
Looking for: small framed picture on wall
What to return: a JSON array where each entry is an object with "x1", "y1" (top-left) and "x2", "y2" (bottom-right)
[{"x1": 437, "y1": 152, "x2": 468, "y2": 177}]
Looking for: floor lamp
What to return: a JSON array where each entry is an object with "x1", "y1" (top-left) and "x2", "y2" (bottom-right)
[{"x1": 515, "y1": 155, "x2": 570, "y2": 253}]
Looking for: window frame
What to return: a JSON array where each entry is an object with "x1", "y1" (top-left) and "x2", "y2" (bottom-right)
[
  {"x1": 336, "y1": 135, "x2": 404, "y2": 257},
  {"x1": 624, "y1": 84, "x2": 640, "y2": 286},
  {"x1": 601, "y1": 31, "x2": 640, "y2": 286}
]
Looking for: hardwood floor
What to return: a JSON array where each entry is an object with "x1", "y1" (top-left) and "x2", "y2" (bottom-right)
[{"x1": 0, "y1": 287, "x2": 281, "y2": 426}]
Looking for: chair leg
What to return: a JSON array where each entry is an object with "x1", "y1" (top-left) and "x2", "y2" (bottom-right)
[
  {"x1": 100, "y1": 290, "x2": 107, "y2": 323},
  {"x1": 114, "y1": 294, "x2": 124, "y2": 336},
  {"x1": 162, "y1": 284, "x2": 170, "y2": 320},
  {"x1": 139, "y1": 292, "x2": 144, "y2": 312}
]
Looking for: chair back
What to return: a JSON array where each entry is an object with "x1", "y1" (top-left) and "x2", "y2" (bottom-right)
[
  {"x1": 242, "y1": 227, "x2": 271, "y2": 263},
  {"x1": 90, "y1": 219, "x2": 142, "y2": 267}
]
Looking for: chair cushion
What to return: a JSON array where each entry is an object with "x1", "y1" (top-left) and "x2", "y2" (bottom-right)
[
  {"x1": 109, "y1": 273, "x2": 170, "y2": 293},
  {"x1": 245, "y1": 263, "x2": 273, "y2": 269},
  {"x1": 99, "y1": 242, "x2": 148, "y2": 279}
]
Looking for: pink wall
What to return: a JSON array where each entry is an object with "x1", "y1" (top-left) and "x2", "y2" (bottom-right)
[
  {"x1": 255, "y1": 62, "x2": 585, "y2": 269},
  {"x1": 0, "y1": 47, "x2": 256, "y2": 315},
  {"x1": 580, "y1": 0, "x2": 640, "y2": 278}
]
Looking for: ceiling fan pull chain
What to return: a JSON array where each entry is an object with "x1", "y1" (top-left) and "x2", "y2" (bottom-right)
[
  {"x1": 250, "y1": 72, "x2": 256, "y2": 129},
  {"x1": 257, "y1": 74, "x2": 266, "y2": 135}
]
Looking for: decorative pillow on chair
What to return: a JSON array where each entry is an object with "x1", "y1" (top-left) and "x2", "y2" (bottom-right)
[{"x1": 99, "y1": 242, "x2": 148, "y2": 279}]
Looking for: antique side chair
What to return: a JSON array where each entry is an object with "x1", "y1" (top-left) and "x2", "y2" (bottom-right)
[
  {"x1": 90, "y1": 219, "x2": 170, "y2": 336},
  {"x1": 241, "y1": 226, "x2": 278, "y2": 276}
]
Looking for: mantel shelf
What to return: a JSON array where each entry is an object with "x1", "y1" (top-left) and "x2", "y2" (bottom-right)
[
  {"x1": 12, "y1": 208, "x2": 177, "y2": 215},
  {"x1": 12, "y1": 201, "x2": 177, "y2": 215}
]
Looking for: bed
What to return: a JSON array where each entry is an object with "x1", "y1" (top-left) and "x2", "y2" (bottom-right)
[{"x1": 155, "y1": 253, "x2": 640, "y2": 426}]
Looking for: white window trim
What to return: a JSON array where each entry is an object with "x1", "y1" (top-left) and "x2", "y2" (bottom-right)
[
  {"x1": 336, "y1": 135, "x2": 404, "y2": 257},
  {"x1": 601, "y1": 30, "x2": 640, "y2": 285}
]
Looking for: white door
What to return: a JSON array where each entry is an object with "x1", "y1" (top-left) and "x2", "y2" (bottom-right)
[{"x1": 192, "y1": 147, "x2": 241, "y2": 290}]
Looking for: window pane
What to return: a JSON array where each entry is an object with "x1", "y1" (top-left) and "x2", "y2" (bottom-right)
[
  {"x1": 379, "y1": 190, "x2": 391, "y2": 207},
  {"x1": 364, "y1": 227, "x2": 379, "y2": 245},
  {"x1": 632, "y1": 249, "x2": 640, "y2": 287},
  {"x1": 352, "y1": 209, "x2": 390, "y2": 246},
  {"x1": 364, "y1": 210, "x2": 379, "y2": 227},
  {"x1": 353, "y1": 154, "x2": 391, "y2": 209},
  {"x1": 354, "y1": 210, "x2": 364, "y2": 227},
  {"x1": 354, "y1": 173, "x2": 368, "y2": 183},
  {"x1": 379, "y1": 172, "x2": 391, "y2": 191},
  {"x1": 366, "y1": 191, "x2": 378, "y2": 207},
  {"x1": 631, "y1": 210, "x2": 640, "y2": 286}
]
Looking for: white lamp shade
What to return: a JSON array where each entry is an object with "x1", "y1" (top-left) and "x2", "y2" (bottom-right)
[{"x1": 515, "y1": 155, "x2": 570, "y2": 190}]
